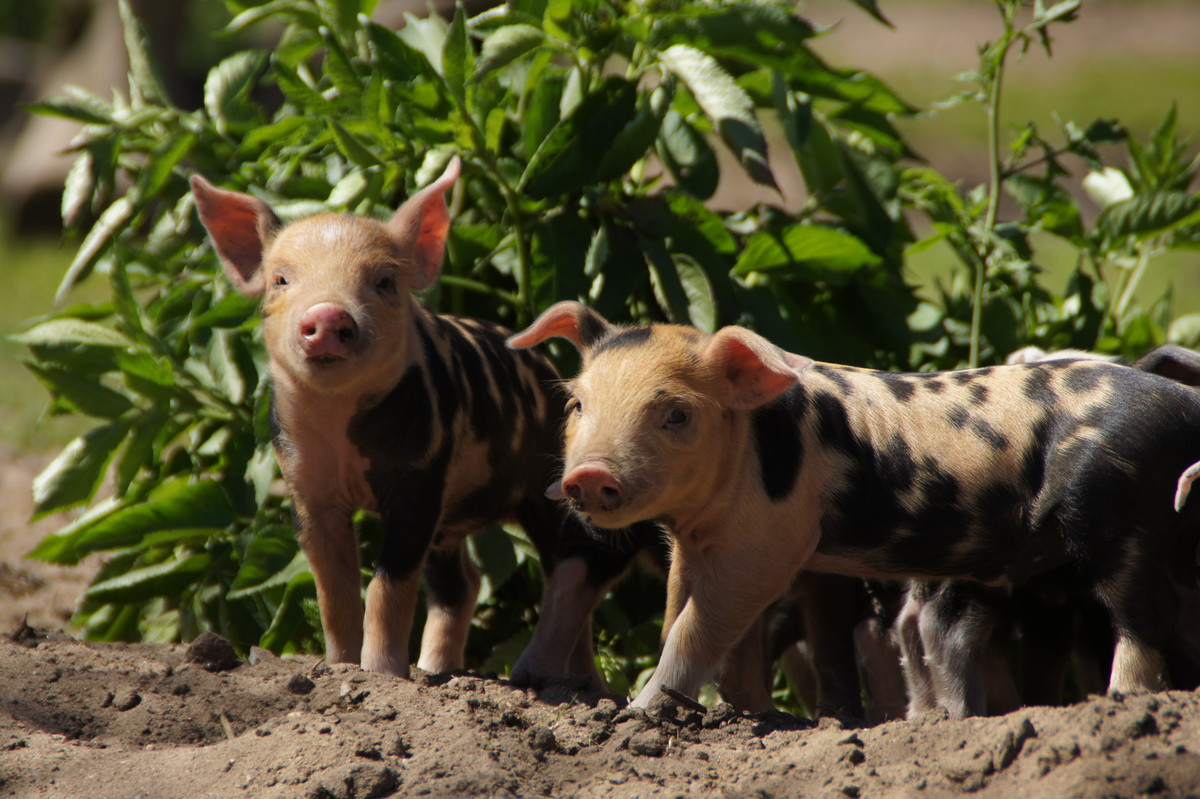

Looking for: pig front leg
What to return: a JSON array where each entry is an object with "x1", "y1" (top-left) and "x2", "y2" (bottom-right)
[
  {"x1": 713, "y1": 613, "x2": 775, "y2": 712},
  {"x1": 631, "y1": 547, "x2": 790, "y2": 710},
  {"x1": 361, "y1": 490, "x2": 441, "y2": 678},
  {"x1": 417, "y1": 543, "x2": 481, "y2": 674},
  {"x1": 293, "y1": 497, "x2": 364, "y2": 666},
  {"x1": 362, "y1": 567, "x2": 422, "y2": 676}
]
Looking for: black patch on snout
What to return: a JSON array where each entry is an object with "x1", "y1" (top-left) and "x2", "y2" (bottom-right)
[
  {"x1": 1023, "y1": 367, "x2": 1059, "y2": 408},
  {"x1": 878, "y1": 374, "x2": 916, "y2": 402},
  {"x1": 593, "y1": 326, "x2": 652, "y2": 356},
  {"x1": 753, "y1": 388, "x2": 806, "y2": 501}
]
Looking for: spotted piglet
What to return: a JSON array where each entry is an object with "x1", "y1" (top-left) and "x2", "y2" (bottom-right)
[
  {"x1": 191, "y1": 161, "x2": 636, "y2": 683},
  {"x1": 509, "y1": 301, "x2": 1200, "y2": 709},
  {"x1": 895, "y1": 343, "x2": 1200, "y2": 719}
]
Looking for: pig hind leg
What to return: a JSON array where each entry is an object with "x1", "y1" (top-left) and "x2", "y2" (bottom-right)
[
  {"x1": 417, "y1": 543, "x2": 482, "y2": 674},
  {"x1": 1095, "y1": 554, "x2": 1176, "y2": 693},
  {"x1": 894, "y1": 581, "x2": 938, "y2": 717},
  {"x1": 918, "y1": 580, "x2": 995, "y2": 719}
]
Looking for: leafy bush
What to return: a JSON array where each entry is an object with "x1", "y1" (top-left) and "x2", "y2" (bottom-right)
[{"x1": 17, "y1": 0, "x2": 1199, "y2": 707}]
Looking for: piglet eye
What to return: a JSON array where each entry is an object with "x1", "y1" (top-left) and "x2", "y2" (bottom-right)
[
  {"x1": 376, "y1": 275, "x2": 397, "y2": 293},
  {"x1": 566, "y1": 397, "x2": 581, "y2": 415},
  {"x1": 665, "y1": 408, "x2": 688, "y2": 428},
  {"x1": 272, "y1": 274, "x2": 288, "y2": 288}
]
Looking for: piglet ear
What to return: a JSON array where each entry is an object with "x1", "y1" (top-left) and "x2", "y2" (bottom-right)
[
  {"x1": 191, "y1": 175, "x2": 282, "y2": 297},
  {"x1": 507, "y1": 301, "x2": 614, "y2": 353},
  {"x1": 388, "y1": 156, "x2": 461, "y2": 291},
  {"x1": 702, "y1": 327, "x2": 813, "y2": 410}
]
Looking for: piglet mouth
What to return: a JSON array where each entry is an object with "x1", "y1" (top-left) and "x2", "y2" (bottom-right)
[{"x1": 306, "y1": 353, "x2": 350, "y2": 366}]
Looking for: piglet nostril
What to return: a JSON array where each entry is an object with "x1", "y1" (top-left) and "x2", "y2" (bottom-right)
[{"x1": 599, "y1": 485, "x2": 621, "y2": 511}]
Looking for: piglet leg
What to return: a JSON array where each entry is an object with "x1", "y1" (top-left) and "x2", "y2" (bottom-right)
[
  {"x1": 418, "y1": 544, "x2": 481, "y2": 674},
  {"x1": 631, "y1": 549, "x2": 789, "y2": 709},
  {"x1": 294, "y1": 498, "x2": 364, "y2": 666}
]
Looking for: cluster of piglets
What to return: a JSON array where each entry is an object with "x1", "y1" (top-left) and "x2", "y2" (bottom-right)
[{"x1": 192, "y1": 160, "x2": 1200, "y2": 722}]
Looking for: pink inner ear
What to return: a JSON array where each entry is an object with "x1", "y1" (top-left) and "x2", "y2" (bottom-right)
[
  {"x1": 411, "y1": 201, "x2": 450, "y2": 290},
  {"x1": 191, "y1": 176, "x2": 271, "y2": 296},
  {"x1": 712, "y1": 332, "x2": 803, "y2": 410}
]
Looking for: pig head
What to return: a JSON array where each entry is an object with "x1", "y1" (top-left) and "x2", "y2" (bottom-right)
[{"x1": 191, "y1": 160, "x2": 458, "y2": 400}]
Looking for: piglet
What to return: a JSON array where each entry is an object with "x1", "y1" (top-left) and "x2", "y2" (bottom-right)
[
  {"x1": 191, "y1": 161, "x2": 627, "y2": 682},
  {"x1": 510, "y1": 301, "x2": 1200, "y2": 709}
]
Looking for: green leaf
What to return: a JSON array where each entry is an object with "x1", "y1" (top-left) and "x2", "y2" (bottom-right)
[
  {"x1": 259, "y1": 568, "x2": 317, "y2": 652},
  {"x1": 326, "y1": 119, "x2": 382, "y2": 168},
  {"x1": 1097, "y1": 192, "x2": 1200, "y2": 242},
  {"x1": 25, "y1": 363, "x2": 134, "y2": 419},
  {"x1": 204, "y1": 51, "x2": 265, "y2": 136},
  {"x1": 119, "y1": 0, "x2": 169, "y2": 106},
  {"x1": 656, "y1": 109, "x2": 718, "y2": 200},
  {"x1": 597, "y1": 86, "x2": 669, "y2": 182},
  {"x1": 140, "y1": 130, "x2": 196, "y2": 200},
  {"x1": 227, "y1": 0, "x2": 323, "y2": 34},
  {"x1": 54, "y1": 197, "x2": 134, "y2": 305},
  {"x1": 847, "y1": 0, "x2": 893, "y2": 26},
  {"x1": 61, "y1": 152, "x2": 95, "y2": 227},
  {"x1": 13, "y1": 318, "x2": 136, "y2": 349},
  {"x1": 114, "y1": 411, "x2": 169, "y2": 496},
  {"x1": 232, "y1": 549, "x2": 311, "y2": 601},
  {"x1": 522, "y1": 77, "x2": 638, "y2": 198},
  {"x1": 24, "y1": 95, "x2": 113, "y2": 126},
  {"x1": 442, "y1": 6, "x2": 471, "y2": 98},
  {"x1": 31, "y1": 419, "x2": 133, "y2": 519},
  {"x1": 83, "y1": 552, "x2": 214, "y2": 604},
  {"x1": 320, "y1": 26, "x2": 361, "y2": 104},
  {"x1": 273, "y1": 61, "x2": 333, "y2": 114},
  {"x1": 473, "y1": 24, "x2": 546, "y2": 81},
  {"x1": 674, "y1": 255, "x2": 717, "y2": 332},
  {"x1": 228, "y1": 526, "x2": 300, "y2": 599},
  {"x1": 191, "y1": 291, "x2": 260, "y2": 329},
  {"x1": 733, "y1": 225, "x2": 882, "y2": 282},
  {"x1": 658, "y1": 44, "x2": 775, "y2": 189},
  {"x1": 365, "y1": 19, "x2": 441, "y2": 83},
  {"x1": 69, "y1": 478, "x2": 239, "y2": 559}
]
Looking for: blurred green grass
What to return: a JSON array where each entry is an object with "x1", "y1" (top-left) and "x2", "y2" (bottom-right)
[{"x1": 0, "y1": 225, "x2": 99, "y2": 452}]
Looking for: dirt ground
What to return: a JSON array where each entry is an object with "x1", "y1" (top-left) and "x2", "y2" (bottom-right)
[{"x1": 6, "y1": 440, "x2": 1200, "y2": 798}]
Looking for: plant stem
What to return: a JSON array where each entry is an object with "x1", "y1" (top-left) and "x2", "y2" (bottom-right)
[
  {"x1": 1114, "y1": 242, "x2": 1156, "y2": 322},
  {"x1": 971, "y1": 14, "x2": 1015, "y2": 368}
]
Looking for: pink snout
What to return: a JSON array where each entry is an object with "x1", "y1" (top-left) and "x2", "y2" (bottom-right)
[
  {"x1": 299, "y1": 303, "x2": 359, "y2": 360},
  {"x1": 560, "y1": 464, "x2": 623, "y2": 514}
]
